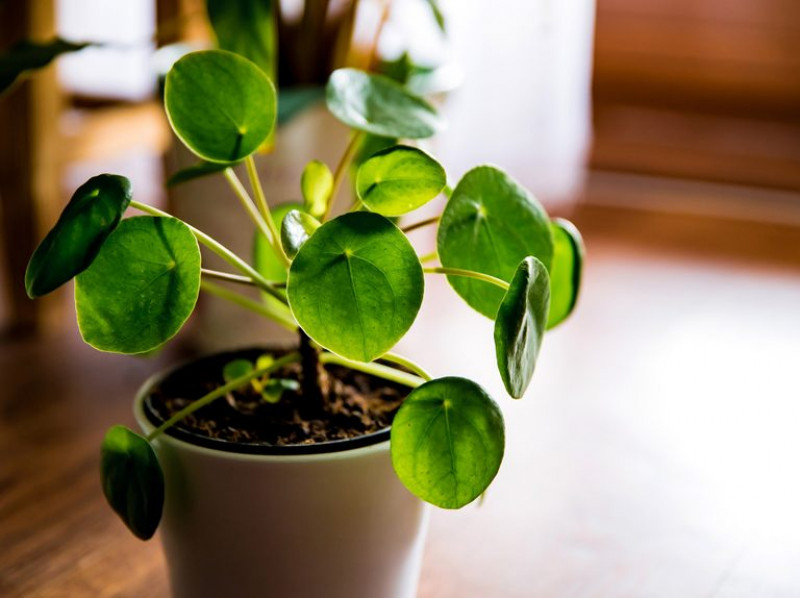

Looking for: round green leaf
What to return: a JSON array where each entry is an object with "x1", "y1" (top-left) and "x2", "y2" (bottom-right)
[
  {"x1": 437, "y1": 166, "x2": 554, "y2": 319},
  {"x1": 223, "y1": 358, "x2": 254, "y2": 384},
  {"x1": 25, "y1": 174, "x2": 131, "y2": 298},
  {"x1": 253, "y1": 202, "x2": 302, "y2": 283},
  {"x1": 301, "y1": 160, "x2": 333, "y2": 220},
  {"x1": 281, "y1": 209, "x2": 321, "y2": 259},
  {"x1": 287, "y1": 212, "x2": 423, "y2": 362},
  {"x1": 326, "y1": 68, "x2": 444, "y2": 139},
  {"x1": 101, "y1": 425, "x2": 164, "y2": 540},
  {"x1": 547, "y1": 218, "x2": 584, "y2": 330},
  {"x1": 494, "y1": 257, "x2": 550, "y2": 399},
  {"x1": 391, "y1": 377, "x2": 505, "y2": 509},
  {"x1": 75, "y1": 216, "x2": 201, "y2": 354},
  {"x1": 356, "y1": 145, "x2": 446, "y2": 216},
  {"x1": 164, "y1": 49, "x2": 277, "y2": 163}
]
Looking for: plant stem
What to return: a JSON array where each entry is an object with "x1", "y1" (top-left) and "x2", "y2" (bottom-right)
[
  {"x1": 245, "y1": 156, "x2": 290, "y2": 266},
  {"x1": 423, "y1": 266, "x2": 510, "y2": 291},
  {"x1": 320, "y1": 352, "x2": 426, "y2": 388},
  {"x1": 200, "y1": 279, "x2": 296, "y2": 331},
  {"x1": 418, "y1": 250, "x2": 438, "y2": 263},
  {"x1": 147, "y1": 352, "x2": 302, "y2": 441},
  {"x1": 380, "y1": 352, "x2": 432, "y2": 381},
  {"x1": 129, "y1": 200, "x2": 286, "y2": 304},
  {"x1": 324, "y1": 130, "x2": 364, "y2": 221},
  {"x1": 224, "y1": 167, "x2": 289, "y2": 266},
  {"x1": 201, "y1": 268, "x2": 258, "y2": 286},
  {"x1": 298, "y1": 329, "x2": 325, "y2": 412},
  {"x1": 402, "y1": 216, "x2": 440, "y2": 234}
]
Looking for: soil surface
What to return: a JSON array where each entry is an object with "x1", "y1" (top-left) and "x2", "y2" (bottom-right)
[{"x1": 146, "y1": 348, "x2": 408, "y2": 447}]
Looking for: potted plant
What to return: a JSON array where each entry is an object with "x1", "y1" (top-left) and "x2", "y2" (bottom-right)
[{"x1": 25, "y1": 49, "x2": 583, "y2": 598}]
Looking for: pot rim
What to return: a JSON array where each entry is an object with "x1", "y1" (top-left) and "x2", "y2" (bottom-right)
[{"x1": 133, "y1": 347, "x2": 396, "y2": 463}]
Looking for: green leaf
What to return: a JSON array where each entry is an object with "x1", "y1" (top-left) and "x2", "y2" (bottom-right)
[
  {"x1": 75, "y1": 216, "x2": 201, "y2": 354},
  {"x1": 1, "y1": 38, "x2": 89, "y2": 96},
  {"x1": 547, "y1": 218, "x2": 584, "y2": 330},
  {"x1": 356, "y1": 145, "x2": 446, "y2": 216},
  {"x1": 281, "y1": 209, "x2": 321, "y2": 259},
  {"x1": 301, "y1": 160, "x2": 333, "y2": 220},
  {"x1": 164, "y1": 49, "x2": 277, "y2": 163},
  {"x1": 253, "y1": 202, "x2": 302, "y2": 283},
  {"x1": 262, "y1": 378, "x2": 299, "y2": 403},
  {"x1": 25, "y1": 174, "x2": 131, "y2": 298},
  {"x1": 437, "y1": 166, "x2": 554, "y2": 318},
  {"x1": 287, "y1": 212, "x2": 423, "y2": 362},
  {"x1": 391, "y1": 377, "x2": 505, "y2": 509},
  {"x1": 494, "y1": 257, "x2": 550, "y2": 399},
  {"x1": 101, "y1": 425, "x2": 164, "y2": 540},
  {"x1": 277, "y1": 86, "x2": 324, "y2": 125},
  {"x1": 424, "y1": 0, "x2": 446, "y2": 32},
  {"x1": 166, "y1": 160, "x2": 228, "y2": 187},
  {"x1": 223, "y1": 358, "x2": 254, "y2": 384},
  {"x1": 326, "y1": 68, "x2": 444, "y2": 139},
  {"x1": 205, "y1": 0, "x2": 277, "y2": 81}
]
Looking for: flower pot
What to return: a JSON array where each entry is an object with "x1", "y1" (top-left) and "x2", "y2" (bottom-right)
[{"x1": 133, "y1": 354, "x2": 429, "y2": 598}]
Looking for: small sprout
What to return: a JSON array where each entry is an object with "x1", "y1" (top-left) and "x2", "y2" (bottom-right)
[
  {"x1": 301, "y1": 160, "x2": 333, "y2": 220},
  {"x1": 262, "y1": 378, "x2": 300, "y2": 403}
]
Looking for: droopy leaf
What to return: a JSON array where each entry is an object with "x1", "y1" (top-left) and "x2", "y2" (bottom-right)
[
  {"x1": 494, "y1": 257, "x2": 550, "y2": 398},
  {"x1": 1, "y1": 38, "x2": 89, "y2": 96},
  {"x1": 281, "y1": 209, "x2": 320, "y2": 258},
  {"x1": 326, "y1": 68, "x2": 444, "y2": 139},
  {"x1": 101, "y1": 425, "x2": 164, "y2": 540},
  {"x1": 437, "y1": 166, "x2": 553, "y2": 318},
  {"x1": 356, "y1": 145, "x2": 446, "y2": 216},
  {"x1": 75, "y1": 216, "x2": 201, "y2": 354},
  {"x1": 206, "y1": 0, "x2": 277, "y2": 81},
  {"x1": 547, "y1": 218, "x2": 584, "y2": 330},
  {"x1": 25, "y1": 174, "x2": 131, "y2": 298},
  {"x1": 166, "y1": 160, "x2": 228, "y2": 187},
  {"x1": 287, "y1": 212, "x2": 423, "y2": 362},
  {"x1": 165, "y1": 50, "x2": 276, "y2": 163},
  {"x1": 391, "y1": 377, "x2": 505, "y2": 509},
  {"x1": 301, "y1": 160, "x2": 333, "y2": 220}
]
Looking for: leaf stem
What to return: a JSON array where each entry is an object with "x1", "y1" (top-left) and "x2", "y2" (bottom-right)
[
  {"x1": 199, "y1": 279, "x2": 296, "y2": 331},
  {"x1": 245, "y1": 156, "x2": 290, "y2": 266},
  {"x1": 423, "y1": 266, "x2": 510, "y2": 291},
  {"x1": 147, "y1": 352, "x2": 302, "y2": 441},
  {"x1": 129, "y1": 200, "x2": 286, "y2": 304},
  {"x1": 201, "y1": 268, "x2": 257, "y2": 286},
  {"x1": 402, "y1": 216, "x2": 440, "y2": 234},
  {"x1": 418, "y1": 250, "x2": 438, "y2": 263},
  {"x1": 324, "y1": 130, "x2": 364, "y2": 221},
  {"x1": 319, "y1": 352, "x2": 425, "y2": 388},
  {"x1": 380, "y1": 352, "x2": 432, "y2": 381}
]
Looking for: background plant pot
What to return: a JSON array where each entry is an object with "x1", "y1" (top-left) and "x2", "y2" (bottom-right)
[{"x1": 133, "y1": 357, "x2": 429, "y2": 598}]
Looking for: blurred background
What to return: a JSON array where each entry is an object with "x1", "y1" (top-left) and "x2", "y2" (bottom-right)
[{"x1": 2, "y1": 1, "x2": 799, "y2": 596}]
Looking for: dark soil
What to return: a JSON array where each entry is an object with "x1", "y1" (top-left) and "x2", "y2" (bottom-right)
[{"x1": 145, "y1": 348, "x2": 409, "y2": 447}]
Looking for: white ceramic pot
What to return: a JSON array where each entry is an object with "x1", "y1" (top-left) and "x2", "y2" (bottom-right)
[{"x1": 133, "y1": 357, "x2": 429, "y2": 598}]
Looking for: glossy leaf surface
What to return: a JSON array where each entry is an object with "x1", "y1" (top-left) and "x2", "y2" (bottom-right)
[
  {"x1": 101, "y1": 425, "x2": 164, "y2": 540},
  {"x1": 287, "y1": 212, "x2": 423, "y2": 362},
  {"x1": 356, "y1": 145, "x2": 446, "y2": 216},
  {"x1": 547, "y1": 218, "x2": 584, "y2": 330},
  {"x1": 494, "y1": 257, "x2": 550, "y2": 398},
  {"x1": 281, "y1": 209, "x2": 321, "y2": 258},
  {"x1": 326, "y1": 68, "x2": 443, "y2": 139},
  {"x1": 165, "y1": 50, "x2": 276, "y2": 163},
  {"x1": 253, "y1": 202, "x2": 302, "y2": 283},
  {"x1": 1, "y1": 38, "x2": 89, "y2": 95},
  {"x1": 25, "y1": 174, "x2": 131, "y2": 298},
  {"x1": 391, "y1": 377, "x2": 505, "y2": 509},
  {"x1": 437, "y1": 166, "x2": 553, "y2": 318},
  {"x1": 301, "y1": 160, "x2": 333, "y2": 219},
  {"x1": 75, "y1": 217, "x2": 201, "y2": 354}
]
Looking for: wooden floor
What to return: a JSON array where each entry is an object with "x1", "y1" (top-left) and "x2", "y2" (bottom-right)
[{"x1": 2, "y1": 203, "x2": 800, "y2": 597}]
